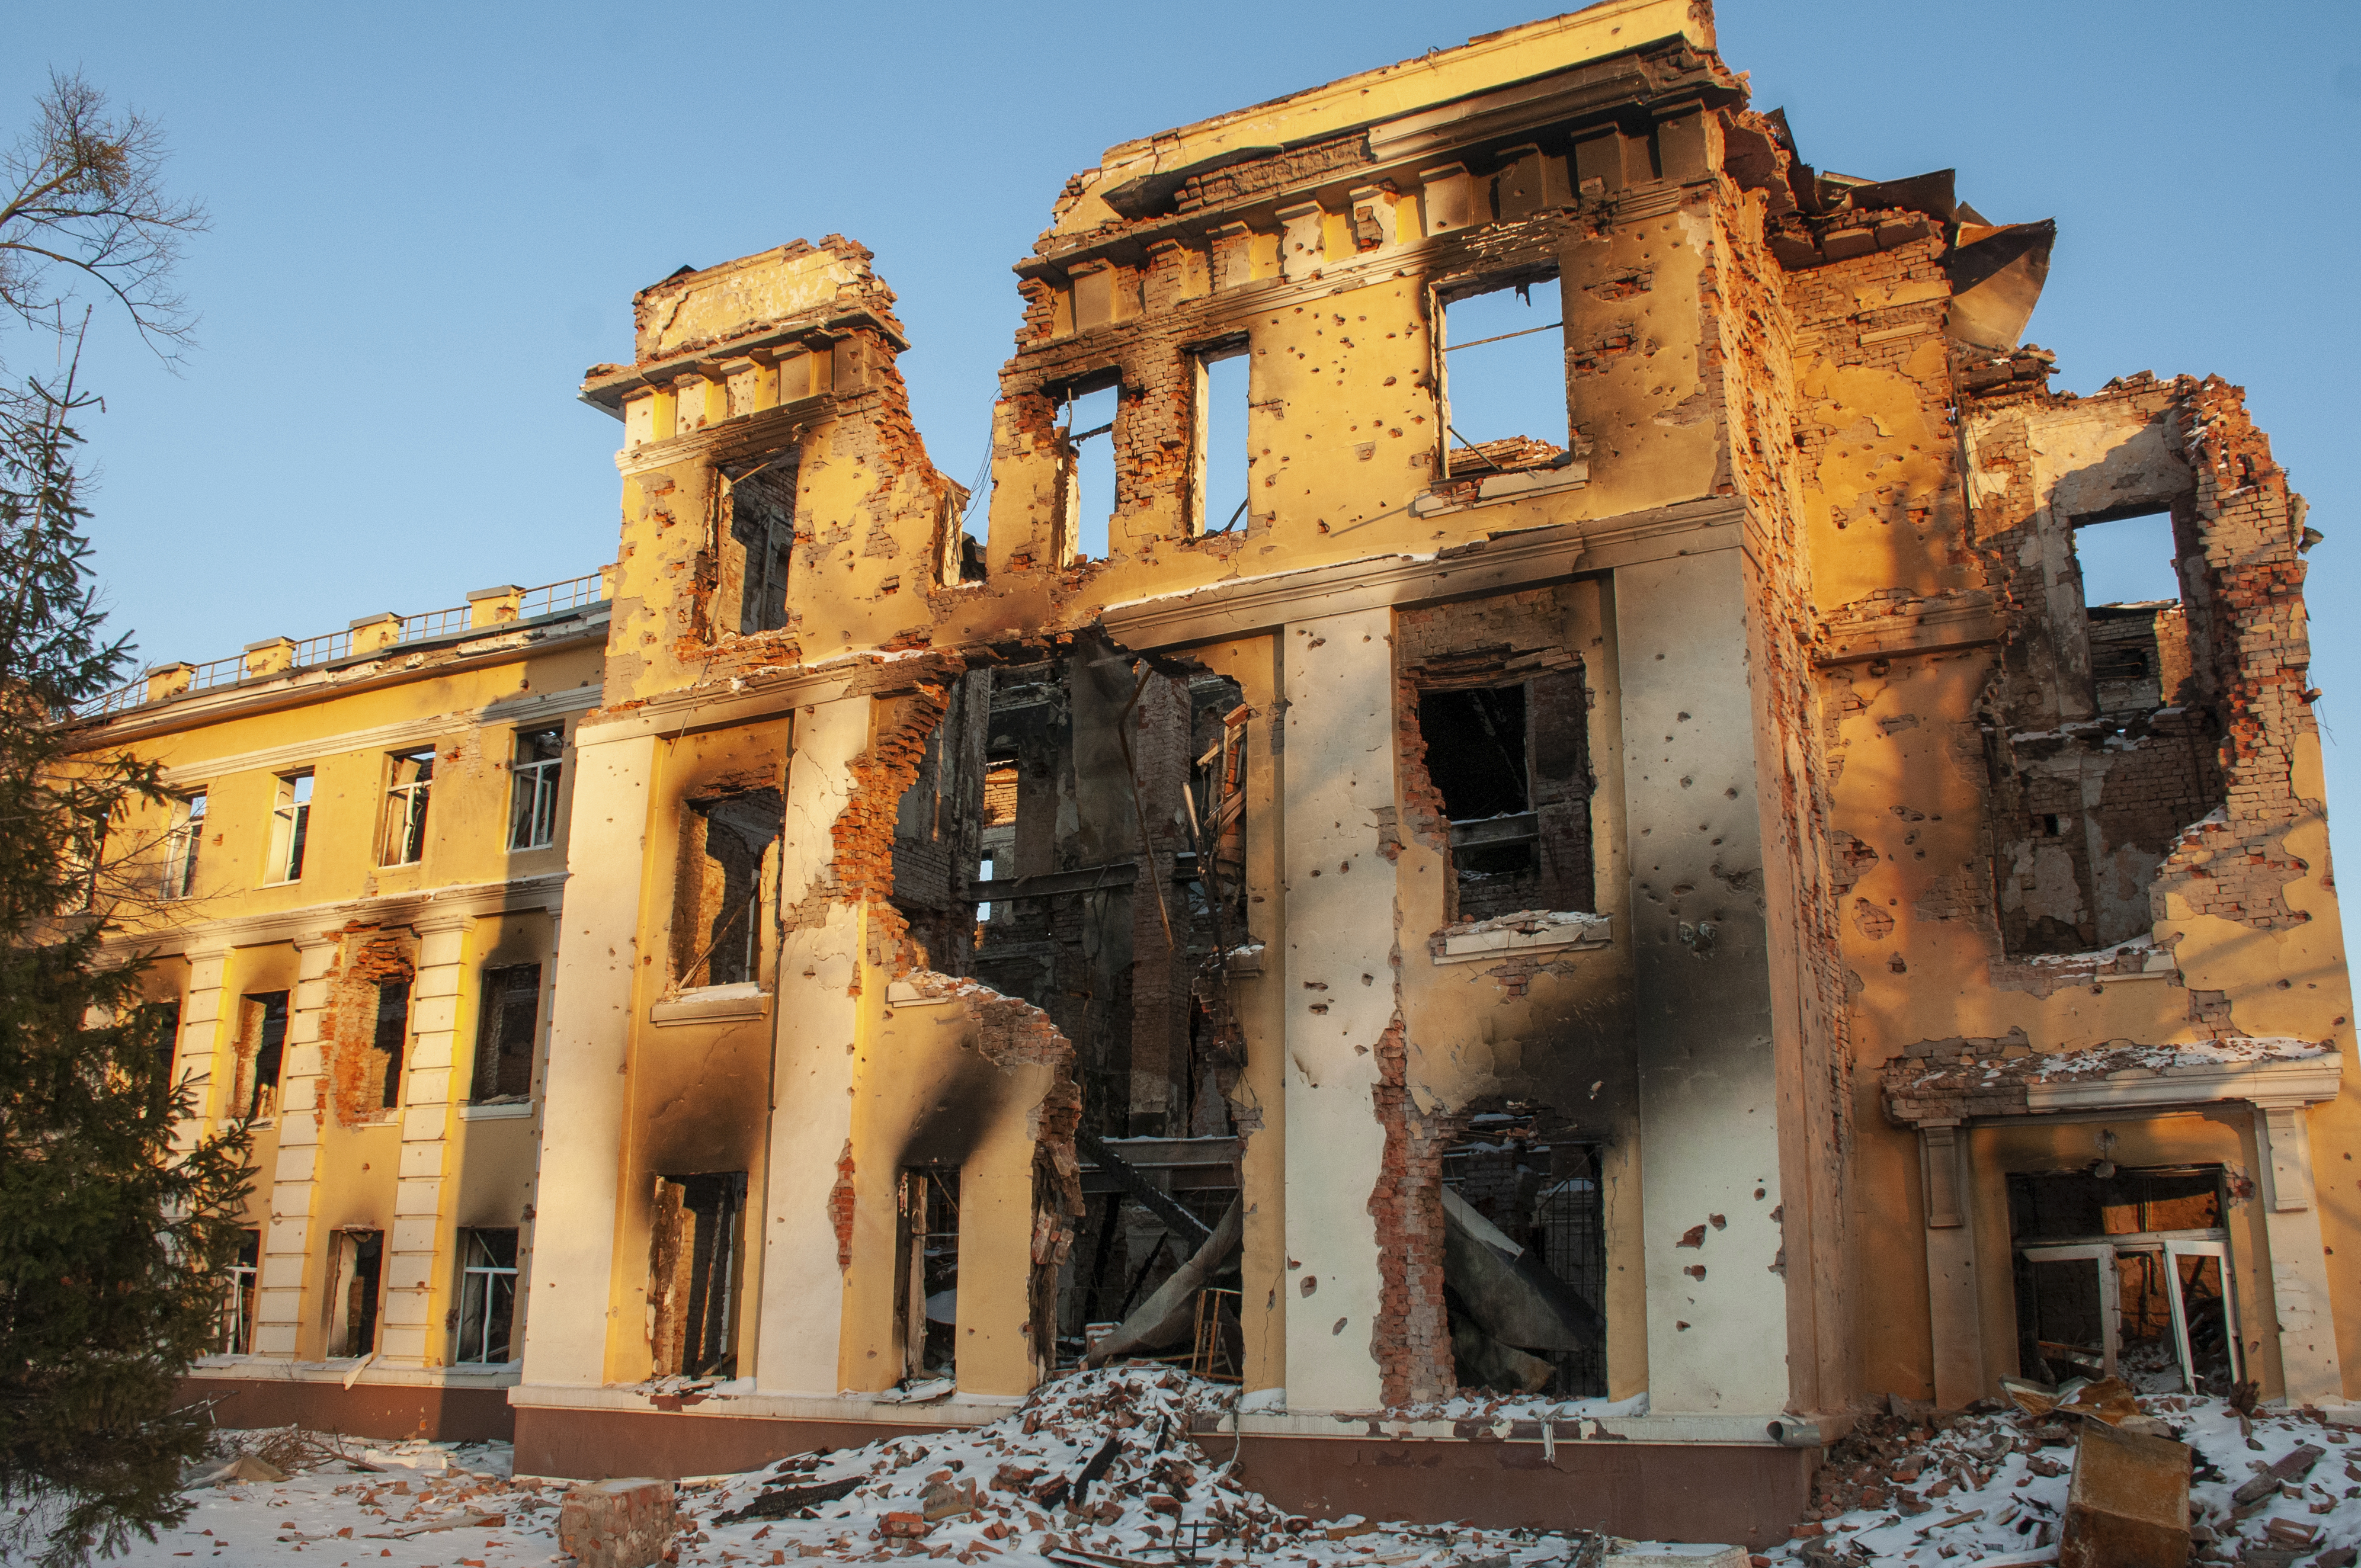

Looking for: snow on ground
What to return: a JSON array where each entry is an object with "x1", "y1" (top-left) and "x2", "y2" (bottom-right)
[
  {"x1": 18, "y1": 1370, "x2": 1725, "y2": 1568},
  {"x1": 1767, "y1": 1391, "x2": 2361, "y2": 1566}
]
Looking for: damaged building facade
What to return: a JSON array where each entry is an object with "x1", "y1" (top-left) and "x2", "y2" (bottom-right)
[{"x1": 65, "y1": 0, "x2": 2357, "y2": 1545}]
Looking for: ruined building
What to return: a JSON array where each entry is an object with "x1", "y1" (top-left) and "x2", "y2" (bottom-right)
[{"x1": 66, "y1": 0, "x2": 2357, "y2": 1545}]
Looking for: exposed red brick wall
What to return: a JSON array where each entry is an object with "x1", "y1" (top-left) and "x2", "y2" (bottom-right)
[{"x1": 1366, "y1": 1012, "x2": 1454, "y2": 1406}]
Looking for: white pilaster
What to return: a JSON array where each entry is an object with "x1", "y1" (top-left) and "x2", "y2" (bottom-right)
[
  {"x1": 1620, "y1": 550, "x2": 1791, "y2": 1415},
  {"x1": 755, "y1": 698, "x2": 864, "y2": 1396},
  {"x1": 379, "y1": 916, "x2": 469, "y2": 1365},
  {"x1": 1280, "y1": 606, "x2": 1396, "y2": 1414},
  {"x1": 518, "y1": 732, "x2": 656, "y2": 1388},
  {"x1": 2252, "y1": 1101, "x2": 2344, "y2": 1403},
  {"x1": 254, "y1": 936, "x2": 337, "y2": 1358}
]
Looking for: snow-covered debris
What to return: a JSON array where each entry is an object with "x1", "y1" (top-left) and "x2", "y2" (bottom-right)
[
  {"x1": 23, "y1": 1369, "x2": 1745, "y2": 1566},
  {"x1": 1767, "y1": 1389, "x2": 2360, "y2": 1567}
]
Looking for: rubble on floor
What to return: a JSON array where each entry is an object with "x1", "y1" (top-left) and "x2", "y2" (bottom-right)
[
  {"x1": 47, "y1": 1371, "x2": 1743, "y2": 1566},
  {"x1": 1770, "y1": 1389, "x2": 2360, "y2": 1567}
]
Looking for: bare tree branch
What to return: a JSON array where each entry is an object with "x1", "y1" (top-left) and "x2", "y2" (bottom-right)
[{"x1": 0, "y1": 71, "x2": 207, "y2": 366}]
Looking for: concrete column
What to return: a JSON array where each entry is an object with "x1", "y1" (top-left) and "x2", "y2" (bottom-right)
[
  {"x1": 173, "y1": 944, "x2": 232, "y2": 1144},
  {"x1": 755, "y1": 698, "x2": 865, "y2": 1397},
  {"x1": 254, "y1": 936, "x2": 337, "y2": 1358},
  {"x1": 1279, "y1": 607, "x2": 1396, "y2": 1414},
  {"x1": 2251, "y1": 1101, "x2": 2345, "y2": 1403},
  {"x1": 379, "y1": 915, "x2": 469, "y2": 1365},
  {"x1": 1920, "y1": 1123, "x2": 1984, "y2": 1407},
  {"x1": 1618, "y1": 550, "x2": 1791, "y2": 1414},
  {"x1": 518, "y1": 732, "x2": 656, "y2": 1389}
]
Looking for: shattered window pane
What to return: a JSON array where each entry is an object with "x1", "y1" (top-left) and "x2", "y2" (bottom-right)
[
  {"x1": 470, "y1": 964, "x2": 540, "y2": 1102},
  {"x1": 509, "y1": 727, "x2": 564, "y2": 851},
  {"x1": 380, "y1": 748, "x2": 434, "y2": 866}
]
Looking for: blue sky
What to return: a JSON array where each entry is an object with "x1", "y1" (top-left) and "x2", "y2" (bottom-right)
[{"x1": 11, "y1": 1, "x2": 2360, "y2": 895}]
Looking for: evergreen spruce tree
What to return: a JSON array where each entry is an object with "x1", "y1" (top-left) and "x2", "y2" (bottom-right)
[{"x1": 0, "y1": 73, "x2": 249, "y2": 1568}]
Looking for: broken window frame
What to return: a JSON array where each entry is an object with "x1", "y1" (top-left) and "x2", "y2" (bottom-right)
[
  {"x1": 162, "y1": 789, "x2": 206, "y2": 900},
  {"x1": 379, "y1": 748, "x2": 435, "y2": 867},
  {"x1": 508, "y1": 727, "x2": 565, "y2": 852},
  {"x1": 216, "y1": 1227, "x2": 260, "y2": 1355},
  {"x1": 243, "y1": 990, "x2": 290, "y2": 1121},
  {"x1": 2017, "y1": 1235, "x2": 2240, "y2": 1393},
  {"x1": 469, "y1": 963, "x2": 540, "y2": 1104},
  {"x1": 678, "y1": 790, "x2": 783, "y2": 992},
  {"x1": 266, "y1": 771, "x2": 312, "y2": 884},
  {"x1": 2008, "y1": 1163, "x2": 2243, "y2": 1394},
  {"x1": 1052, "y1": 373, "x2": 1120, "y2": 566},
  {"x1": 720, "y1": 455, "x2": 796, "y2": 636},
  {"x1": 454, "y1": 1227, "x2": 520, "y2": 1365},
  {"x1": 1188, "y1": 338, "x2": 1251, "y2": 538},
  {"x1": 649, "y1": 1172, "x2": 747, "y2": 1379},
  {"x1": 323, "y1": 1227, "x2": 385, "y2": 1359},
  {"x1": 1433, "y1": 268, "x2": 1574, "y2": 482},
  {"x1": 896, "y1": 1164, "x2": 961, "y2": 1385}
]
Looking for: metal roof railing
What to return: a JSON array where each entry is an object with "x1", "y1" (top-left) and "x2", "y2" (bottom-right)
[{"x1": 73, "y1": 569, "x2": 610, "y2": 720}]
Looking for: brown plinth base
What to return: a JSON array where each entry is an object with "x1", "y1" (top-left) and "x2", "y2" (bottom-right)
[
  {"x1": 514, "y1": 1405, "x2": 1815, "y2": 1548},
  {"x1": 177, "y1": 1378, "x2": 515, "y2": 1444},
  {"x1": 1235, "y1": 1434, "x2": 1817, "y2": 1551},
  {"x1": 514, "y1": 1406, "x2": 953, "y2": 1482}
]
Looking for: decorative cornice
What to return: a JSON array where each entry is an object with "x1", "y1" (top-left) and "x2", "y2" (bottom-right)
[
  {"x1": 156, "y1": 686, "x2": 601, "y2": 790},
  {"x1": 97, "y1": 874, "x2": 567, "y2": 961},
  {"x1": 1100, "y1": 496, "x2": 1739, "y2": 652}
]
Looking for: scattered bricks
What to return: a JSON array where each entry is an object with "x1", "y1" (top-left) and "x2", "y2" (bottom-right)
[
  {"x1": 2231, "y1": 1444, "x2": 2324, "y2": 1508},
  {"x1": 920, "y1": 1478, "x2": 979, "y2": 1521},
  {"x1": 882, "y1": 1512, "x2": 934, "y2": 1539},
  {"x1": 2058, "y1": 1420, "x2": 2190, "y2": 1568},
  {"x1": 557, "y1": 1478, "x2": 678, "y2": 1568}
]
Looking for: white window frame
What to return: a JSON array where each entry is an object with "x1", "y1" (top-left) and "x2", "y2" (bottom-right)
[
  {"x1": 219, "y1": 1241, "x2": 259, "y2": 1355},
  {"x1": 266, "y1": 772, "x2": 312, "y2": 884},
  {"x1": 164, "y1": 789, "x2": 206, "y2": 899},
  {"x1": 2021, "y1": 1230, "x2": 2240, "y2": 1391},
  {"x1": 380, "y1": 748, "x2": 434, "y2": 867},
  {"x1": 454, "y1": 1229, "x2": 520, "y2": 1365},
  {"x1": 508, "y1": 730, "x2": 563, "y2": 852}
]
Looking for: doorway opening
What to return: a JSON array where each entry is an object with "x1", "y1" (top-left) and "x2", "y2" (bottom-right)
[{"x1": 2008, "y1": 1163, "x2": 2240, "y2": 1394}]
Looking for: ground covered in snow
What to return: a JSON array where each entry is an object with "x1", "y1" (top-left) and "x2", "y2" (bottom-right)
[
  {"x1": 1770, "y1": 1391, "x2": 2361, "y2": 1566},
  {"x1": 8, "y1": 1371, "x2": 1718, "y2": 1568},
  {"x1": 21, "y1": 1374, "x2": 2344, "y2": 1568}
]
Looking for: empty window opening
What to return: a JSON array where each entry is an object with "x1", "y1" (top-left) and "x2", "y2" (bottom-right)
[
  {"x1": 164, "y1": 790, "x2": 206, "y2": 900},
  {"x1": 470, "y1": 964, "x2": 540, "y2": 1104},
  {"x1": 1194, "y1": 348, "x2": 1251, "y2": 536},
  {"x1": 898, "y1": 1165, "x2": 961, "y2": 1384},
  {"x1": 1059, "y1": 382, "x2": 1119, "y2": 563},
  {"x1": 370, "y1": 980, "x2": 409, "y2": 1110},
  {"x1": 726, "y1": 460, "x2": 796, "y2": 634},
  {"x1": 976, "y1": 758, "x2": 1019, "y2": 928},
  {"x1": 944, "y1": 440, "x2": 992, "y2": 586},
  {"x1": 325, "y1": 1229, "x2": 384, "y2": 1359},
  {"x1": 679, "y1": 790, "x2": 783, "y2": 989},
  {"x1": 380, "y1": 748, "x2": 434, "y2": 867},
  {"x1": 456, "y1": 1228, "x2": 520, "y2": 1364},
  {"x1": 243, "y1": 991, "x2": 289, "y2": 1120},
  {"x1": 2075, "y1": 511, "x2": 2189, "y2": 720},
  {"x1": 268, "y1": 772, "x2": 312, "y2": 883},
  {"x1": 2075, "y1": 511, "x2": 2181, "y2": 609},
  {"x1": 216, "y1": 1227, "x2": 260, "y2": 1354},
  {"x1": 1055, "y1": 1154, "x2": 1240, "y2": 1371},
  {"x1": 649, "y1": 1172, "x2": 746, "y2": 1378},
  {"x1": 509, "y1": 728, "x2": 564, "y2": 851},
  {"x1": 1440, "y1": 1108, "x2": 1606, "y2": 1398},
  {"x1": 1417, "y1": 672, "x2": 1594, "y2": 921},
  {"x1": 1440, "y1": 278, "x2": 1569, "y2": 477},
  {"x1": 2008, "y1": 1164, "x2": 2239, "y2": 1395}
]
